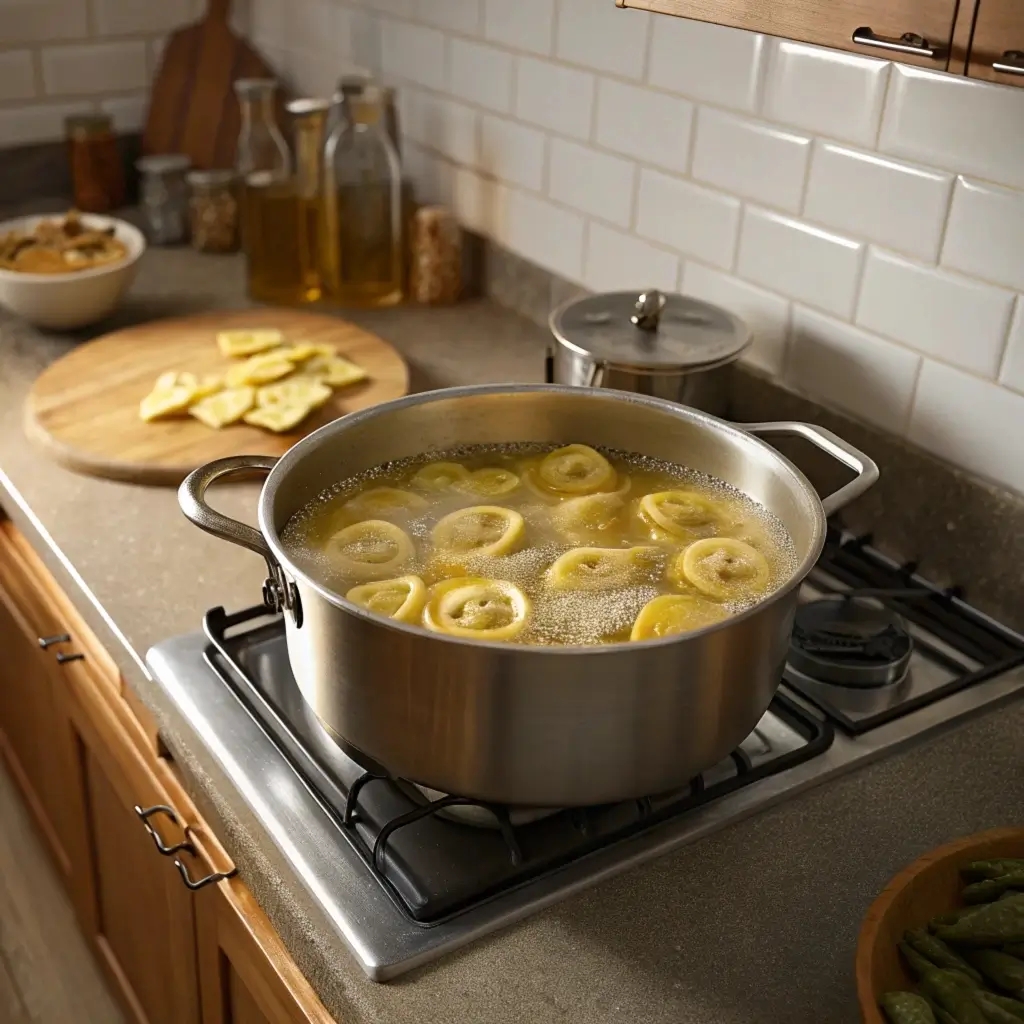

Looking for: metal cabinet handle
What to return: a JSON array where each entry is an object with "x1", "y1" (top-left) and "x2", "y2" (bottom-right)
[
  {"x1": 173, "y1": 857, "x2": 237, "y2": 891},
  {"x1": 55, "y1": 651, "x2": 85, "y2": 664},
  {"x1": 38, "y1": 633, "x2": 70, "y2": 648},
  {"x1": 851, "y1": 26, "x2": 944, "y2": 58},
  {"x1": 993, "y1": 50, "x2": 1024, "y2": 76},
  {"x1": 135, "y1": 804, "x2": 195, "y2": 856}
]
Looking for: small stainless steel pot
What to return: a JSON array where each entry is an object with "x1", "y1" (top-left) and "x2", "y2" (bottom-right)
[
  {"x1": 548, "y1": 288, "x2": 751, "y2": 417},
  {"x1": 179, "y1": 384, "x2": 878, "y2": 806}
]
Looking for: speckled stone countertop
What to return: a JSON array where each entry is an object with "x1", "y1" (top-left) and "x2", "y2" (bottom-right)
[{"x1": 2, "y1": 244, "x2": 1024, "y2": 1024}]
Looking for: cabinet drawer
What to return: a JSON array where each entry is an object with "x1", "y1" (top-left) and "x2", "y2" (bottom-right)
[
  {"x1": 967, "y1": 0, "x2": 1024, "y2": 86},
  {"x1": 620, "y1": 0, "x2": 957, "y2": 70},
  {"x1": 0, "y1": 519, "x2": 121, "y2": 693}
]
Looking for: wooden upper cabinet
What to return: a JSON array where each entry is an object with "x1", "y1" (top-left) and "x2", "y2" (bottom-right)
[
  {"x1": 967, "y1": 0, "x2": 1024, "y2": 86},
  {"x1": 618, "y1": 0, "x2": 958, "y2": 69}
]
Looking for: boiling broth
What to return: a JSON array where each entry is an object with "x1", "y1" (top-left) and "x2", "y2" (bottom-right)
[{"x1": 281, "y1": 442, "x2": 798, "y2": 646}]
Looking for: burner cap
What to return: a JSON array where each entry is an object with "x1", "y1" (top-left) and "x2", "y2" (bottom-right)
[{"x1": 789, "y1": 598, "x2": 913, "y2": 688}]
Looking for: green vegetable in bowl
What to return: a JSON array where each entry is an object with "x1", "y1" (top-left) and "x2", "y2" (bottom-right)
[
  {"x1": 906, "y1": 929, "x2": 984, "y2": 984},
  {"x1": 965, "y1": 951, "x2": 1024, "y2": 997},
  {"x1": 920, "y1": 970, "x2": 989, "y2": 1024},
  {"x1": 881, "y1": 991, "x2": 937, "y2": 1024},
  {"x1": 937, "y1": 895, "x2": 1024, "y2": 947}
]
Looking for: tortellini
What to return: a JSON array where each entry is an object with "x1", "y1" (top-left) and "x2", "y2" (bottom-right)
[
  {"x1": 423, "y1": 577, "x2": 531, "y2": 640},
  {"x1": 285, "y1": 442, "x2": 791, "y2": 645}
]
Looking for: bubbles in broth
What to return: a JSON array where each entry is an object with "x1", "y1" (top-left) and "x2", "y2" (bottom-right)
[{"x1": 281, "y1": 442, "x2": 798, "y2": 646}]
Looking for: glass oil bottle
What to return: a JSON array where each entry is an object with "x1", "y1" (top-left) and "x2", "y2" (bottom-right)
[
  {"x1": 322, "y1": 83, "x2": 403, "y2": 307},
  {"x1": 234, "y1": 78, "x2": 293, "y2": 304}
]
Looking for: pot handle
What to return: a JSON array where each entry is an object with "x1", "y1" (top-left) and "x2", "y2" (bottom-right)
[
  {"x1": 178, "y1": 455, "x2": 298, "y2": 617},
  {"x1": 739, "y1": 422, "x2": 879, "y2": 517}
]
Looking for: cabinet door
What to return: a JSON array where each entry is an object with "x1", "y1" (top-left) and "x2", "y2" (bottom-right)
[
  {"x1": 63, "y1": 661, "x2": 202, "y2": 1024},
  {"x1": 0, "y1": 535, "x2": 83, "y2": 883},
  {"x1": 196, "y1": 879, "x2": 335, "y2": 1024},
  {"x1": 618, "y1": 0, "x2": 957, "y2": 69},
  {"x1": 967, "y1": 0, "x2": 1024, "y2": 85}
]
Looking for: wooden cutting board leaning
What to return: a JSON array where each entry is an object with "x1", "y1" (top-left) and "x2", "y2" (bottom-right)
[
  {"x1": 143, "y1": 0, "x2": 279, "y2": 170},
  {"x1": 24, "y1": 309, "x2": 409, "y2": 486}
]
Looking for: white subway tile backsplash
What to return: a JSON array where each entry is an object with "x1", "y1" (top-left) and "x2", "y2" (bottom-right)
[
  {"x1": 0, "y1": 0, "x2": 89, "y2": 44},
  {"x1": 0, "y1": 100, "x2": 93, "y2": 147},
  {"x1": 595, "y1": 78, "x2": 692, "y2": 174},
  {"x1": 788, "y1": 306, "x2": 920, "y2": 434},
  {"x1": 481, "y1": 114, "x2": 544, "y2": 190},
  {"x1": 999, "y1": 300, "x2": 1024, "y2": 395},
  {"x1": 0, "y1": 51, "x2": 35, "y2": 103},
  {"x1": 648, "y1": 18, "x2": 764, "y2": 114},
  {"x1": 880, "y1": 66, "x2": 1024, "y2": 192},
  {"x1": 555, "y1": 0, "x2": 649, "y2": 81},
  {"x1": 448, "y1": 38, "x2": 513, "y2": 112},
  {"x1": 856, "y1": 249, "x2": 1013, "y2": 378},
  {"x1": 942, "y1": 178, "x2": 1024, "y2": 293},
  {"x1": 803, "y1": 144, "x2": 952, "y2": 262},
  {"x1": 636, "y1": 170, "x2": 739, "y2": 271},
  {"x1": 586, "y1": 223, "x2": 679, "y2": 293},
  {"x1": 403, "y1": 142, "x2": 455, "y2": 205},
  {"x1": 504, "y1": 188, "x2": 586, "y2": 282},
  {"x1": 453, "y1": 168, "x2": 507, "y2": 237},
  {"x1": 737, "y1": 208, "x2": 862, "y2": 318},
  {"x1": 682, "y1": 263, "x2": 789, "y2": 375},
  {"x1": 515, "y1": 56, "x2": 594, "y2": 140},
  {"x1": 418, "y1": 0, "x2": 481, "y2": 35},
  {"x1": 100, "y1": 94, "x2": 148, "y2": 133},
  {"x1": 91, "y1": 0, "x2": 193, "y2": 35},
  {"x1": 909, "y1": 360, "x2": 1024, "y2": 494},
  {"x1": 42, "y1": 41, "x2": 148, "y2": 96},
  {"x1": 402, "y1": 92, "x2": 478, "y2": 166},
  {"x1": 692, "y1": 108, "x2": 810, "y2": 213},
  {"x1": 484, "y1": 0, "x2": 554, "y2": 55},
  {"x1": 548, "y1": 138, "x2": 635, "y2": 227},
  {"x1": 381, "y1": 20, "x2": 446, "y2": 90},
  {"x1": 763, "y1": 40, "x2": 889, "y2": 148}
]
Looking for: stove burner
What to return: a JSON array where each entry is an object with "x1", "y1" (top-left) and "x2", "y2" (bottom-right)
[{"x1": 789, "y1": 597, "x2": 913, "y2": 688}]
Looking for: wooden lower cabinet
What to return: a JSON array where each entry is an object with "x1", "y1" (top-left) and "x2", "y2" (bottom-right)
[{"x1": 0, "y1": 515, "x2": 336, "y2": 1024}]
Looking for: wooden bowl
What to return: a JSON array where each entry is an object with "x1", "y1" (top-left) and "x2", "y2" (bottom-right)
[{"x1": 856, "y1": 826, "x2": 1024, "y2": 1023}]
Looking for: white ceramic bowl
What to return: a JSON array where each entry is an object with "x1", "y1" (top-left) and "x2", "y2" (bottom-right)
[{"x1": 0, "y1": 212, "x2": 146, "y2": 330}]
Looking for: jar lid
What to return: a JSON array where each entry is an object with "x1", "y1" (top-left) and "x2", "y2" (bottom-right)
[
  {"x1": 186, "y1": 168, "x2": 236, "y2": 187},
  {"x1": 136, "y1": 154, "x2": 191, "y2": 176},
  {"x1": 549, "y1": 288, "x2": 751, "y2": 372}
]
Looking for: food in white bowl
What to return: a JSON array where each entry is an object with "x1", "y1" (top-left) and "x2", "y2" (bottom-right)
[{"x1": 0, "y1": 210, "x2": 145, "y2": 329}]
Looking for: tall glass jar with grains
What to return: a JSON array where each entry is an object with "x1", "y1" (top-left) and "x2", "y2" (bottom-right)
[
  {"x1": 323, "y1": 84, "x2": 403, "y2": 307},
  {"x1": 234, "y1": 78, "x2": 291, "y2": 303}
]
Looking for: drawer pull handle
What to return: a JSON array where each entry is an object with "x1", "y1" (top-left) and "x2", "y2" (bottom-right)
[
  {"x1": 55, "y1": 651, "x2": 85, "y2": 664},
  {"x1": 134, "y1": 804, "x2": 195, "y2": 857},
  {"x1": 38, "y1": 633, "x2": 70, "y2": 648},
  {"x1": 993, "y1": 50, "x2": 1024, "y2": 75},
  {"x1": 173, "y1": 857, "x2": 237, "y2": 891},
  {"x1": 852, "y1": 26, "x2": 944, "y2": 58}
]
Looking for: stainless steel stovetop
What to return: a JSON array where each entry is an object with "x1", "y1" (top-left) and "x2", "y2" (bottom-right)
[{"x1": 146, "y1": 529, "x2": 1024, "y2": 981}]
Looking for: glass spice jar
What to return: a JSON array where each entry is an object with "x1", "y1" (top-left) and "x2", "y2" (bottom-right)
[
  {"x1": 410, "y1": 205, "x2": 461, "y2": 305},
  {"x1": 136, "y1": 154, "x2": 191, "y2": 245},
  {"x1": 65, "y1": 113, "x2": 125, "y2": 213},
  {"x1": 186, "y1": 169, "x2": 239, "y2": 253}
]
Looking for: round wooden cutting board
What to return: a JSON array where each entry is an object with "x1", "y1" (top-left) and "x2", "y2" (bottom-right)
[{"x1": 25, "y1": 308, "x2": 409, "y2": 486}]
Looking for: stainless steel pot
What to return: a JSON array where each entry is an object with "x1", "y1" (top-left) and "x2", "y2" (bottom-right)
[
  {"x1": 548, "y1": 288, "x2": 751, "y2": 417},
  {"x1": 179, "y1": 384, "x2": 878, "y2": 806}
]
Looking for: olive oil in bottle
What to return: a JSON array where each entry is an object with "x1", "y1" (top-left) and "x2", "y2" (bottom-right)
[{"x1": 322, "y1": 84, "x2": 403, "y2": 307}]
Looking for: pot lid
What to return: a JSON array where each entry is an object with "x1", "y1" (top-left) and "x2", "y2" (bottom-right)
[{"x1": 549, "y1": 288, "x2": 751, "y2": 372}]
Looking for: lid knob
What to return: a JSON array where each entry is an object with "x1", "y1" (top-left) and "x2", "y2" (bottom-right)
[{"x1": 631, "y1": 289, "x2": 666, "y2": 332}]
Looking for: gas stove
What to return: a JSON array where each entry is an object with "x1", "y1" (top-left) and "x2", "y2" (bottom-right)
[{"x1": 146, "y1": 527, "x2": 1024, "y2": 981}]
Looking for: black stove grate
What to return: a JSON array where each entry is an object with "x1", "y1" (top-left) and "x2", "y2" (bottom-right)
[
  {"x1": 202, "y1": 605, "x2": 831, "y2": 924},
  {"x1": 787, "y1": 525, "x2": 1024, "y2": 733}
]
